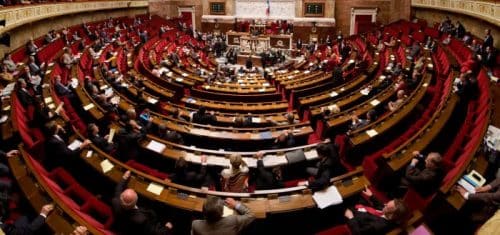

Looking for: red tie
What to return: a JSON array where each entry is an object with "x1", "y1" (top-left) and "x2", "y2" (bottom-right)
[{"x1": 355, "y1": 204, "x2": 384, "y2": 217}]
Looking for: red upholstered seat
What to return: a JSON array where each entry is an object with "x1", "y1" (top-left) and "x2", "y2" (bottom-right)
[{"x1": 316, "y1": 225, "x2": 351, "y2": 235}]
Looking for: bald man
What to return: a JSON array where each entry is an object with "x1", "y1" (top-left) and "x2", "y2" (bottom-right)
[
  {"x1": 400, "y1": 151, "x2": 444, "y2": 197},
  {"x1": 111, "y1": 171, "x2": 173, "y2": 235}
]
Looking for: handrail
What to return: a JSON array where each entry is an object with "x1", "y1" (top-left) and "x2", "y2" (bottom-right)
[{"x1": 0, "y1": 1, "x2": 148, "y2": 35}]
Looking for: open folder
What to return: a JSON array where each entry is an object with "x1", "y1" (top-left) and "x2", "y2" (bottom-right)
[{"x1": 312, "y1": 185, "x2": 343, "y2": 209}]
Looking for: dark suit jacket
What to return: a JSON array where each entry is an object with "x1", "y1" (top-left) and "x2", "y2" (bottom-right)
[
  {"x1": 254, "y1": 159, "x2": 283, "y2": 190},
  {"x1": 111, "y1": 178, "x2": 171, "y2": 235},
  {"x1": 44, "y1": 135, "x2": 82, "y2": 170},
  {"x1": 309, "y1": 145, "x2": 346, "y2": 191},
  {"x1": 192, "y1": 113, "x2": 217, "y2": 125},
  {"x1": 170, "y1": 164, "x2": 208, "y2": 188},
  {"x1": 404, "y1": 159, "x2": 444, "y2": 197},
  {"x1": 469, "y1": 178, "x2": 500, "y2": 207},
  {"x1": 347, "y1": 196, "x2": 394, "y2": 235},
  {"x1": 16, "y1": 89, "x2": 34, "y2": 108},
  {"x1": 89, "y1": 133, "x2": 114, "y2": 153},
  {"x1": 116, "y1": 128, "x2": 145, "y2": 160},
  {"x1": 0, "y1": 215, "x2": 45, "y2": 235}
]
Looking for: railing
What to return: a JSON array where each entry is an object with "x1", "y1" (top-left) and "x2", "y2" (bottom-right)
[
  {"x1": 411, "y1": 0, "x2": 500, "y2": 26},
  {"x1": 0, "y1": 0, "x2": 148, "y2": 35}
]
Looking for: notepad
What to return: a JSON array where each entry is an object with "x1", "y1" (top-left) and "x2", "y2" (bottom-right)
[
  {"x1": 107, "y1": 128, "x2": 115, "y2": 143},
  {"x1": 366, "y1": 129, "x2": 378, "y2": 137},
  {"x1": 44, "y1": 97, "x2": 53, "y2": 103},
  {"x1": 2, "y1": 105, "x2": 10, "y2": 111},
  {"x1": 222, "y1": 206, "x2": 234, "y2": 217},
  {"x1": 370, "y1": 99, "x2": 380, "y2": 106},
  {"x1": 47, "y1": 103, "x2": 56, "y2": 109},
  {"x1": 330, "y1": 91, "x2": 338, "y2": 97},
  {"x1": 360, "y1": 88, "x2": 370, "y2": 96},
  {"x1": 68, "y1": 139, "x2": 82, "y2": 151},
  {"x1": 83, "y1": 103, "x2": 94, "y2": 111},
  {"x1": 147, "y1": 97, "x2": 158, "y2": 104},
  {"x1": 312, "y1": 185, "x2": 343, "y2": 209},
  {"x1": 251, "y1": 117, "x2": 262, "y2": 123},
  {"x1": 100, "y1": 159, "x2": 114, "y2": 173},
  {"x1": 86, "y1": 150, "x2": 93, "y2": 158},
  {"x1": 146, "y1": 182, "x2": 164, "y2": 196},
  {"x1": 181, "y1": 73, "x2": 188, "y2": 77},
  {"x1": 54, "y1": 102, "x2": 64, "y2": 114},
  {"x1": 304, "y1": 150, "x2": 318, "y2": 160},
  {"x1": 175, "y1": 78, "x2": 183, "y2": 82},
  {"x1": 146, "y1": 140, "x2": 166, "y2": 153}
]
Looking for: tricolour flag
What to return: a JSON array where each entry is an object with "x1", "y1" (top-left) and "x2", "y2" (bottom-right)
[{"x1": 265, "y1": 0, "x2": 270, "y2": 17}]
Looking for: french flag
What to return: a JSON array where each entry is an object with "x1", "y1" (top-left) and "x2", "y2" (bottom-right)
[{"x1": 266, "y1": 0, "x2": 270, "y2": 16}]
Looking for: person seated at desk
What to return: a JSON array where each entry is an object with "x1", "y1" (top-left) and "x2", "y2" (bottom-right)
[
  {"x1": 253, "y1": 151, "x2": 284, "y2": 190},
  {"x1": 221, "y1": 154, "x2": 249, "y2": 193},
  {"x1": 170, "y1": 155, "x2": 210, "y2": 188},
  {"x1": 387, "y1": 90, "x2": 406, "y2": 111},
  {"x1": 273, "y1": 130, "x2": 295, "y2": 149},
  {"x1": 234, "y1": 115, "x2": 251, "y2": 128},
  {"x1": 44, "y1": 121, "x2": 91, "y2": 170},
  {"x1": 112, "y1": 171, "x2": 173, "y2": 235},
  {"x1": 344, "y1": 187, "x2": 409, "y2": 235},
  {"x1": 192, "y1": 106, "x2": 217, "y2": 125},
  {"x1": 15, "y1": 78, "x2": 35, "y2": 108},
  {"x1": 87, "y1": 123, "x2": 115, "y2": 153},
  {"x1": 1, "y1": 203, "x2": 54, "y2": 235},
  {"x1": 455, "y1": 176, "x2": 500, "y2": 225},
  {"x1": 299, "y1": 143, "x2": 346, "y2": 191},
  {"x1": 454, "y1": 72, "x2": 478, "y2": 102},
  {"x1": 28, "y1": 56, "x2": 43, "y2": 77},
  {"x1": 191, "y1": 196, "x2": 255, "y2": 235},
  {"x1": 54, "y1": 75, "x2": 74, "y2": 97},
  {"x1": 22, "y1": 66, "x2": 42, "y2": 94},
  {"x1": 2, "y1": 53, "x2": 17, "y2": 73},
  {"x1": 115, "y1": 122, "x2": 146, "y2": 160},
  {"x1": 396, "y1": 151, "x2": 444, "y2": 197},
  {"x1": 349, "y1": 112, "x2": 369, "y2": 130},
  {"x1": 30, "y1": 99, "x2": 56, "y2": 133}
]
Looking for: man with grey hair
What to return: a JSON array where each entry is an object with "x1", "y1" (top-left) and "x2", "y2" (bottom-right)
[
  {"x1": 398, "y1": 151, "x2": 444, "y2": 197},
  {"x1": 191, "y1": 196, "x2": 255, "y2": 235},
  {"x1": 111, "y1": 171, "x2": 173, "y2": 235}
]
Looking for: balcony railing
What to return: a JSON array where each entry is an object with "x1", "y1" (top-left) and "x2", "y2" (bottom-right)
[
  {"x1": 0, "y1": 1, "x2": 148, "y2": 34},
  {"x1": 412, "y1": 0, "x2": 499, "y2": 26}
]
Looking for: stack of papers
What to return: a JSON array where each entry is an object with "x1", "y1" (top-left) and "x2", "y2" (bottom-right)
[
  {"x1": 83, "y1": 103, "x2": 95, "y2": 111},
  {"x1": 146, "y1": 182, "x2": 164, "y2": 196},
  {"x1": 146, "y1": 140, "x2": 166, "y2": 153},
  {"x1": 330, "y1": 91, "x2": 338, "y2": 97},
  {"x1": 312, "y1": 185, "x2": 343, "y2": 209},
  {"x1": 68, "y1": 139, "x2": 82, "y2": 151},
  {"x1": 370, "y1": 99, "x2": 380, "y2": 106},
  {"x1": 366, "y1": 129, "x2": 378, "y2": 137},
  {"x1": 100, "y1": 159, "x2": 114, "y2": 173}
]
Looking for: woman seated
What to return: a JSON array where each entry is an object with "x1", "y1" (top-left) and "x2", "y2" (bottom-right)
[{"x1": 221, "y1": 154, "x2": 249, "y2": 193}]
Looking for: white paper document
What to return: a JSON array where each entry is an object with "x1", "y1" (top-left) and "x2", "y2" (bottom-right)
[
  {"x1": 370, "y1": 99, "x2": 380, "y2": 106},
  {"x1": 366, "y1": 129, "x2": 378, "y2": 137},
  {"x1": 312, "y1": 185, "x2": 343, "y2": 209},
  {"x1": 146, "y1": 140, "x2": 166, "y2": 153},
  {"x1": 83, "y1": 103, "x2": 95, "y2": 111},
  {"x1": 304, "y1": 150, "x2": 318, "y2": 160},
  {"x1": 330, "y1": 91, "x2": 338, "y2": 97},
  {"x1": 263, "y1": 155, "x2": 288, "y2": 167},
  {"x1": 146, "y1": 182, "x2": 164, "y2": 196},
  {"x1": 222, "y1": 206, "x2": 234, "y2": 217},
  {"x1": 100, "y1": 159, "x2": 114, "y2": 173},
  {"x1": 68, "y1": 139, "x2": 82, "y2": 151}
]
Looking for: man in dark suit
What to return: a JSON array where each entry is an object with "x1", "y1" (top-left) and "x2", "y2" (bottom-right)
[
  {"x1": 299, "y1": 143, "x2": 347, "y2": 191},
  {"x1": 1, "y1": 203, "x2": 53, "y2": 235},
  {"x1": 115, "y1": 123, "x2": 145, "y2": 160},
  {"x1": 111, "y1": 171, "x2": 173, "y2": 235},
  {"x1": 44, "y1": 121, "x2": 91, "y2": 170},
  {"x1": 87, "y1": 123, "x2": 115, "y2": 153},
  {"x1": 191, "y1": 196, "x2": 254, "y2": 235},
  {"x1": 16, "y1": 78, "x2": 35, "y2": 108},
  {"x1": 0, "y1": 149, "x2": 18, "y2": 214},
  {"x1": 483, "y1": 29, "x2": 494, "y2": 49},
  {"x1": 399, "y1": 151, "x2": 444, "y2": 197},
  {"x1": 254, "y1": 151, "x2": 283, "y2": 190},
  {"x1": 344, "y1": 188, "x2": 409, "y2": 235},
  {"x1": 456, "y1": 177, "x2": 500, "y2": 207},
  {"x1": 192, "y1": 107, "x2": 217, "y2": 125}
]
